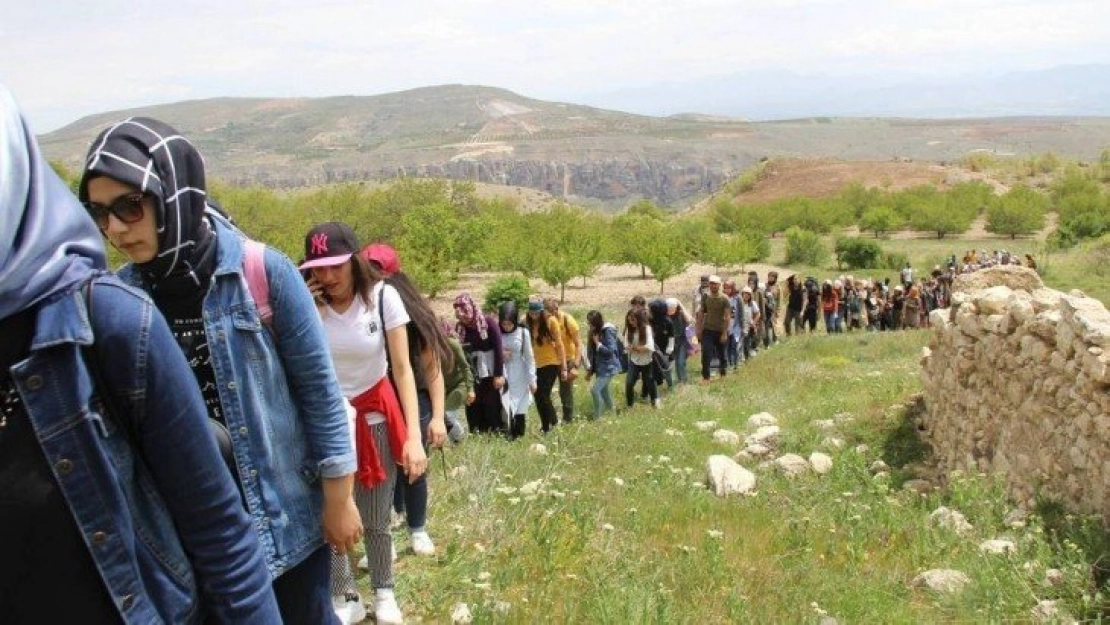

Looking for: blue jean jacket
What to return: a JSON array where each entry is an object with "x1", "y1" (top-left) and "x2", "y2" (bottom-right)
[
  {"x1": 118, "y1": 217, "x2": 355, "y2": 577},
  {"x1": 11, "y1": 276, "x2": 279, "y2": 624}
]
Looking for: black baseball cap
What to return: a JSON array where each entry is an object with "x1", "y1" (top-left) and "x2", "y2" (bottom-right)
[{"x1": 300, "y1": 222, "x2": 360, "y2": 270}]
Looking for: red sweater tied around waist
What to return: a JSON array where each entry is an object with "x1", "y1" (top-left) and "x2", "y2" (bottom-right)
[{"x1": 349, "y1": 377, "x2": 408, "y2": 488}]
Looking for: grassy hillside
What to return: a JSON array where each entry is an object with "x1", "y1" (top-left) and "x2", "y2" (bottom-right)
[{"x1": 381, "y1": 329, "x2": 1107, "y2": 622}]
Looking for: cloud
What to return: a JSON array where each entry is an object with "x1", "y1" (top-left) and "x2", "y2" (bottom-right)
[{"x1": 3, "y1": 0, "x2": 1109, "y2": 130}]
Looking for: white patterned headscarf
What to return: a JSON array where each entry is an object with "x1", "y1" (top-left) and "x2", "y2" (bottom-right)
[{"x1": 79, "y1": 117, "x2": 215, "y2": 289}]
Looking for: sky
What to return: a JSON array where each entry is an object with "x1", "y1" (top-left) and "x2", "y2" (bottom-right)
[{"x1": 3, "y1": 0, "x2": 1109, "y2": 132}]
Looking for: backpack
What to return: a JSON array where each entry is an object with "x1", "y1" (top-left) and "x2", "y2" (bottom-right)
[
  {"x1": 605, "y1": 324, "x2": 628, "y2": 374},
  {"x1": 241, "y1": 238, "x2": 272, "y2": 329}
]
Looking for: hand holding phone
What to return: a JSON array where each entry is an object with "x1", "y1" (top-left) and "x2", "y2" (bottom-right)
[{"x1": 305, "y1": 275, "x2": 325, "y2": 303}]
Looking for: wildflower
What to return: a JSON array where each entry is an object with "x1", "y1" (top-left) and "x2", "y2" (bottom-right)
[
  {"x1": 707, "y1": 530, "x2": 724, "y2": 539},
  {"x1": 613, "y1": 477, "x2": 625, "y2": 487},
  {"x1": 602, "y1": 523, "x2": 615, "y2": 531}
]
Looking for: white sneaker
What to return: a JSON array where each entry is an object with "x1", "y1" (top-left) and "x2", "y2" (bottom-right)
[
  {"x1": 332, "y1": 593, "x2": 366, "y2": 624},
  {"x1": 410, "y1": 530, "x2": 435, "y2": 556},
  {"x1": 653, "y1": 398, "x2": 663, "y2": 409},
  {"x1": 374, "y1": 590, "x2": 404, "y2": 625}
]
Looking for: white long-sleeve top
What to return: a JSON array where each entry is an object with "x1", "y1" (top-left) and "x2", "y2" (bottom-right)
[{"x1": 622, "y1": 325, "x2": 655, "y2": 367}]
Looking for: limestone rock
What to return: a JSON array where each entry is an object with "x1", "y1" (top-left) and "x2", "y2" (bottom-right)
[
  {"x1": 869, "y1": 460, "x2": 890, "y2": 474},
  {"x1": 747, "y1": 412, "x2": 778, "y2": 428},
  {"x1": 774, "y1": 453, "x2": 810, "y2": 477},
  {"x1": 809, "y1": 452, "x2": 834, "y2": 475},
  {"x1": 976, "y1": 286, "x2": 1015, "y2": 316},
  {"x1": 706, "y1": 455, "x2": 757, "y2": 497},
  {"x1": 911, "y1": 569, "x2": 971, "y2": 594},
  {"x1": 1030, "y1": 599, "x2": 1073, "y2": 624},
  {"x1": 953, "y1": 265, "x2": 1042, "y2": 293},
  {"x1": 451, "y1": 603, "x2": 473, "y2": 624},
  {"x1": 746, "y1": 425, "x2": 781, "y2": 447},
  {"x1": 1043, "y1": 568, "x2": 1064, "y2": 587},
  {"x1": 929, "y1": 506, "x2": 973, "y2": 536},
  {"x1": 712, "y1": 429, "x2": 741, "y2": 447},
  {"x1": 979, "y1": 539, "x2": 1017, "y2": 555}
]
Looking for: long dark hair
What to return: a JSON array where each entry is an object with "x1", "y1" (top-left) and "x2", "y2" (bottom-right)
[
  {"x1": 385, "y1": 271, "x2": 453, "y2": 375},
  {"x1": 527, "y1": 308, "x2": 556, "y2": 344},
  {"x1": 624, "y1": 308, "x2": 648, "y2": 345},
  {"x1": 586, "y1": 310, "x2": 604, "y2": 337},
  {"x1": 336, "y1": 255, "x2": 381, "y2": 307}
]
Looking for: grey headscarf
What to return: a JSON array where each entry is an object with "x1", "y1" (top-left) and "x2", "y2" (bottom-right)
[{"x1": 0, "y1": 84, "x2": 105, "y2": 320}]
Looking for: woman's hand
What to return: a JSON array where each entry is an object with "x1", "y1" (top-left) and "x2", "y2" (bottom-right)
[
  {"x1": 492, "y1": 376, "x2": 505, "y2": 390},
  {"x1": 427, "y1": 417, "x2": 447, "y2": 449},
  {"x1": 402, "y1": 439, "x2": 428, "y2": 483},
  {"x1": 305, "y1": 276, "x2": 325, "y2": 303},
  {"x1": 322, "y1": 496, "x2": 362, "y2": 555},
  {"x1": 529, "y1": 383, "x2": 537, "y2": 394},
  {"x1": 465, "y1": 391, "x2": 476, "y2": 405}
]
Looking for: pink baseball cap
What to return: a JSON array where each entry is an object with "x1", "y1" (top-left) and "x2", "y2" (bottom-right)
[{"x1": 361, "y1": 243, "x2": 401, "y2": 277}]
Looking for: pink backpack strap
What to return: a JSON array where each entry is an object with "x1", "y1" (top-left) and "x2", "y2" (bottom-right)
[{"x1": 242, "y1": 239, "x2": 273, "y2": 328}]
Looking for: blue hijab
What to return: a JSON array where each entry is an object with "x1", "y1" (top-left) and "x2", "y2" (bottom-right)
[{"x1": 0, "y1": 85, "x2": 105, "y2": 320}]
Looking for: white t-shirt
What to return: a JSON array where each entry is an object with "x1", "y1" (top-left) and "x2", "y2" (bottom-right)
[{"x1": 320, "y1": 281, "x2": 410, "y2": 398}]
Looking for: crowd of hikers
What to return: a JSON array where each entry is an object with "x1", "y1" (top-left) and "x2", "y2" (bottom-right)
[{"x1": 2, "y1": 82, "x2": 1042, "y2": 624}]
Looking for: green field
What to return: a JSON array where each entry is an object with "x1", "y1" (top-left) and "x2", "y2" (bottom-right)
[{"x1": 370, "y1": 327, "x2": 1107, "y2": 623}]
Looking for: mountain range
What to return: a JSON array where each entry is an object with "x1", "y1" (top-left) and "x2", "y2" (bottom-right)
[{"x1": 40, "y1": 77, "x2": 1110, "y2": 208}]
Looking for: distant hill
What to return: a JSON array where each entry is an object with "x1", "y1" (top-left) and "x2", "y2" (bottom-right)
[
  {"x1": 39, "y1": 84, "x2": 1110, "y2": 207},
  {"x1": 584, "y1": 64, "x2": 1110, "y2": 121}
]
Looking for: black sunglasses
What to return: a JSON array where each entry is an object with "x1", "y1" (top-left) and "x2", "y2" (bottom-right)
[{"x1": 84, "y1": 192, "x2": 148, "y2": 229}]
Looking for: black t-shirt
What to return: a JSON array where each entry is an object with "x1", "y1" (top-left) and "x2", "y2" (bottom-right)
[
  {"x1": 153, "y1": 290, "x2": 225, "y2": 426},
  {"x1": 0, "y1": 308, "x2": 121, "y2": 624}
]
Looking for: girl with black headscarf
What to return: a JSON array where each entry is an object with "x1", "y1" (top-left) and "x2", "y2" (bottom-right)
[
  {"x1": 498, "y1": 301, "x2": 536, "y2": 439},
  {"x1": 79, "y1": 117, "x2": 361, "y2": 624}
]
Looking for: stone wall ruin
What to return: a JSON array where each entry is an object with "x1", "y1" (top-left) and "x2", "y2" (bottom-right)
[{"x1": 919, "y1": 265, "x2": 1110, "y2": 523}]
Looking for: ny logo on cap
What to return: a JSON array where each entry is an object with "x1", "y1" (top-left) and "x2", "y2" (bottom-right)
[{"x1": 311, "y1": 233, "x2": 329, "y2": 255}]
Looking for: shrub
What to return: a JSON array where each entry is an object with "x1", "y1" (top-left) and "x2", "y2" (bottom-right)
[
  {"x1": 882, "y1": 251, "x2": 910, "y2": 271},
  {"x1": 784, "y1": 227, "x2": 828, "y2": 266},
  {"x1": 834, "y1": 237, "x2": 884, "y2": 270},
  {"x1": 483, "y1": 274, "x2": 531, "y2": 313}
]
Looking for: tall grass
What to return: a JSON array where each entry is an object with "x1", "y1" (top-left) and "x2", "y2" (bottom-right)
[{"x1": 370, "y1": 330, "x2": 1107, "y2": 623}]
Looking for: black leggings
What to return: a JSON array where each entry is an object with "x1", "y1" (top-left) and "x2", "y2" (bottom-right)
[{"x1": 535, "y1": 365, "x2": 560, "y2": 432}]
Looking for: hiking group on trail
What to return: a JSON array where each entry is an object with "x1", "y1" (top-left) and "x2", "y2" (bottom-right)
[{"x1": 1, "y1": 80, "x2": 1041, "y2": 625}]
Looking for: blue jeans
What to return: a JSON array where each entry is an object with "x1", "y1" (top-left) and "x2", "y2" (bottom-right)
[
  {"x1": 394, "y1": 390, "x2": 431, "y2": 532},
  {"x1": 273, "y1": 544, "x2": 339, "y2": 625},
  {"x1": 673, "y1": 344, "x2": 689, "y2": 384},
  {"x1": 590, "y1": 374, "x2": 614, "y2": 418}
]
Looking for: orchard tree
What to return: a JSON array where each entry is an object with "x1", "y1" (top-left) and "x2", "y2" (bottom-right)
[
  {"x1": 611, "y1": 213, "x2": 660, "y2": 279},
  {"x1": 641, "y1": 221, "x2": 689, "y2": 294},
  {"x1": 859, "y1": 205, "x2": 900, "y2": 238},
  {"x1": 531, "y1": 205, "x2": 606, "y2": 301},
  {"x1": 985, "y1": 186, "x2": 1048, "y2": 239},
  {"x1": 397, "y1": 201, "x2": 469, "y2": 297}
]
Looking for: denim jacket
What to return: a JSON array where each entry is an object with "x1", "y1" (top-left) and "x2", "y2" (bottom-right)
[
  {"x1": 11, "y1": 276, "x2": 279, "y2": 624},
  {"x1": 118, "y1": 217, "x2": 356, "y2": 577},
  {"x1": 588, "y1": 323, "x2": 623, "y2": 378}
]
